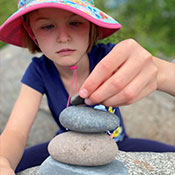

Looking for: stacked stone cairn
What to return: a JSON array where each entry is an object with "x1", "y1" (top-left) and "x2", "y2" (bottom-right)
[{"x1": 40, "y1": 94, "x2": 128, "y2": 175}]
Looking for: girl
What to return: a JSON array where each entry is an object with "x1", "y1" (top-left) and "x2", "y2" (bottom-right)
[{"x1": 0, "y1": 0, "x2": 175, "y2": 174}]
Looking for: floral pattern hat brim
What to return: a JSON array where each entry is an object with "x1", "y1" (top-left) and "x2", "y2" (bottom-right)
[{"x1": 0, "y1": 0, "x2": 121, "y2": 47}]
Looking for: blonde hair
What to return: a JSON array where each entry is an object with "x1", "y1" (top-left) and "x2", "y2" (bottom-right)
[
  {"x1": 21, "y1": 20, "x2": 100, "y2": 54},
  {"x1": 87, "y1": 23, "x2": 101, "y2": 53}
]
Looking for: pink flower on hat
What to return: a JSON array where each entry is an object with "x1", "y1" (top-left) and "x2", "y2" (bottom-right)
[{"x1": 99, "y1": 11, "x2": 108, "y2": 19}]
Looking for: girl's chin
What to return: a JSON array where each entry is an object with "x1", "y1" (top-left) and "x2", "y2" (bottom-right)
[{"x1": 54, "y1": 61, "x2": 78, "y2": 68}]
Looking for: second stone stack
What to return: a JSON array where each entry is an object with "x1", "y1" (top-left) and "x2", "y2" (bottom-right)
[{"x1": 50, "y1": 106, "x2": 119, "y2": 166}]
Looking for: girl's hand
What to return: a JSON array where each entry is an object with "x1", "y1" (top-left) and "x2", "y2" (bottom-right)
[
  {"x1": 0, "y1": 167, "x2": 15, "y2": 175},
  {"x1": 79, "y1": 39, "x2": 158, "y2": 106},
  {"x1": 0, "y1": 157, "x2": 15, "y2": 175}
]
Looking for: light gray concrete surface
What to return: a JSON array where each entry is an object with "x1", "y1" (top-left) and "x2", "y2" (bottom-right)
[
  {"x1": 17, "y1": 151, "x2": 175, "y2": 175},
  {"x1": 0, "y1": 44, "x2": 174, "y2": 147}
]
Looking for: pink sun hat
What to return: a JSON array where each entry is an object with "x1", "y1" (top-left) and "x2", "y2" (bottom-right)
[{"x1": 0, "y1": 0, "x2": 122, "y2": 48}]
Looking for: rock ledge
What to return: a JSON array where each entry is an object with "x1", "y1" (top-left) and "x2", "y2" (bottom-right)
[{"x1": 17, "y1": 151, "x2": 175, "y2": 175}]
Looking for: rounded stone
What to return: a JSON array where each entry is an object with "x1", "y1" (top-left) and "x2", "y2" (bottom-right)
[
  {"x1": 59, "y1": 106, "x2": 120, "y2": 133},
  {"x1": 48, "y1": 131, "x2": 118, "y2": 166},
  {"x1": 40, "y1": 156, "x2": 128, "y2": 175}
]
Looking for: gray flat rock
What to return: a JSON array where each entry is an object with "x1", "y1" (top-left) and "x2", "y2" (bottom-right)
[
  {"x1": 48, "y1": 131, "x2": 118, "y2": 166},
  {"x1": 40, "y1": 156, "x2": 128, "y2": 175},
  {"x1": 59, "y1": 106, "x2": 120, "y2": 133}
]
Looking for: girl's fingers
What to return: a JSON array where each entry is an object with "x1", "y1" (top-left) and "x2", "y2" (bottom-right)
[
  {"x1": 104, "y1": 80, "x2": 157, "y2": 107},
  {"x1": 101, "y1": 63, "x2": 158, "y2": 107},
  {"x1": 80, "y1": 39, "x2": 153, "y2": 103},
  {"x1": 80, "y1": 40, "x2": 135, "y2": 98},
  {"x1": 126, "y1": 80, "x2": 157, "y2": 105},
  {"x1": 86, "y1": 54, "x2": 144, "y2": 104}
]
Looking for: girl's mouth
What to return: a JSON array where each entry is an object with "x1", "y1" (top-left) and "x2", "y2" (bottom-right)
[{"x1": 57, "y1": 49, "x2": 75, "y2": 56}]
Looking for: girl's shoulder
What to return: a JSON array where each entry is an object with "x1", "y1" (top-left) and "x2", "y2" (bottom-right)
[
  {"x1": 90, "y1": 43, "x2": 116, "y2": 56},
  {"x1": 29, "y1": 54, "x2": 53, "y2": 69},
  {"x1": 94, "y1": 42, "x2": 116, "y2": 49},
  {"x1": 31, "y1": 54, "x2": 47, "y2": 64},
  {"x1": 21, "y1": 55, "x2": 52, "y2": 95},
  {"x1": 88, "y1": 43, "x2": 116, "y2": 64}
]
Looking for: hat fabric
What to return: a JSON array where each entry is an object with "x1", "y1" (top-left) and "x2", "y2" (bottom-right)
[{"x1": 0, "y1": 0, "x2": 121, "y2": 47}]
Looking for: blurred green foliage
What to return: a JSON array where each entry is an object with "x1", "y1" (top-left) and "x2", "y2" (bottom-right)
[
  {"x1": 0, "y1": 0, "x2": 174, "y2": 60},
  {"x1": 0, "y1": 0, "x2": 17, "y2": 48},
  {"x1": 96, "y1": 0, "x2": 175, "y2": 60}
]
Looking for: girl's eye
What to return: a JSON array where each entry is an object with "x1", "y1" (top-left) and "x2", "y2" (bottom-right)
[
  {"x1": 41, "y1": 25, "x2": 54, "y2": 30},
  {"x1": 70, "y1": 21, "x2": 82, "y2": 27}
]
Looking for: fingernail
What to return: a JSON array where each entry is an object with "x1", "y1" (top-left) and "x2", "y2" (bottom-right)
[
  {"x1": 79, "y1": 89, "x2": 88, "y2": 98},
  {"x1": 85, "y1": 98, "x2": 93, "y2": 105}
]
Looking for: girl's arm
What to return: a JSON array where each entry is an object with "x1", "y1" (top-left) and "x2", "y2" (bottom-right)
[
  {"x1": 153, "y1": 56, "x2": 175, "y2": 96},
  {"x1": 0, "y1": 84, "x2": 42, "y2": 172}
]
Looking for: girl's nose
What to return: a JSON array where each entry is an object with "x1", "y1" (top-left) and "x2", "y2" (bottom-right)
[{"x1": 56, "y1": 27, "x2": 71, "y2": 43}]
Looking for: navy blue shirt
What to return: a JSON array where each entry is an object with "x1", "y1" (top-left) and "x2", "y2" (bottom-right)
[{"x1": 21, "y1": 43, "x2": 127, "y2": 142}]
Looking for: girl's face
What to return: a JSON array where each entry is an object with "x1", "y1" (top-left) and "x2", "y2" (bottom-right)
[{"x1": 29, "y1": 8, "x2": 90, "y2": 67}]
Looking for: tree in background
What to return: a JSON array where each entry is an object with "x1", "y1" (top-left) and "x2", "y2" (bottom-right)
[{"x1": 96, "y1": 0, "x2": 175, "y2": 60}]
